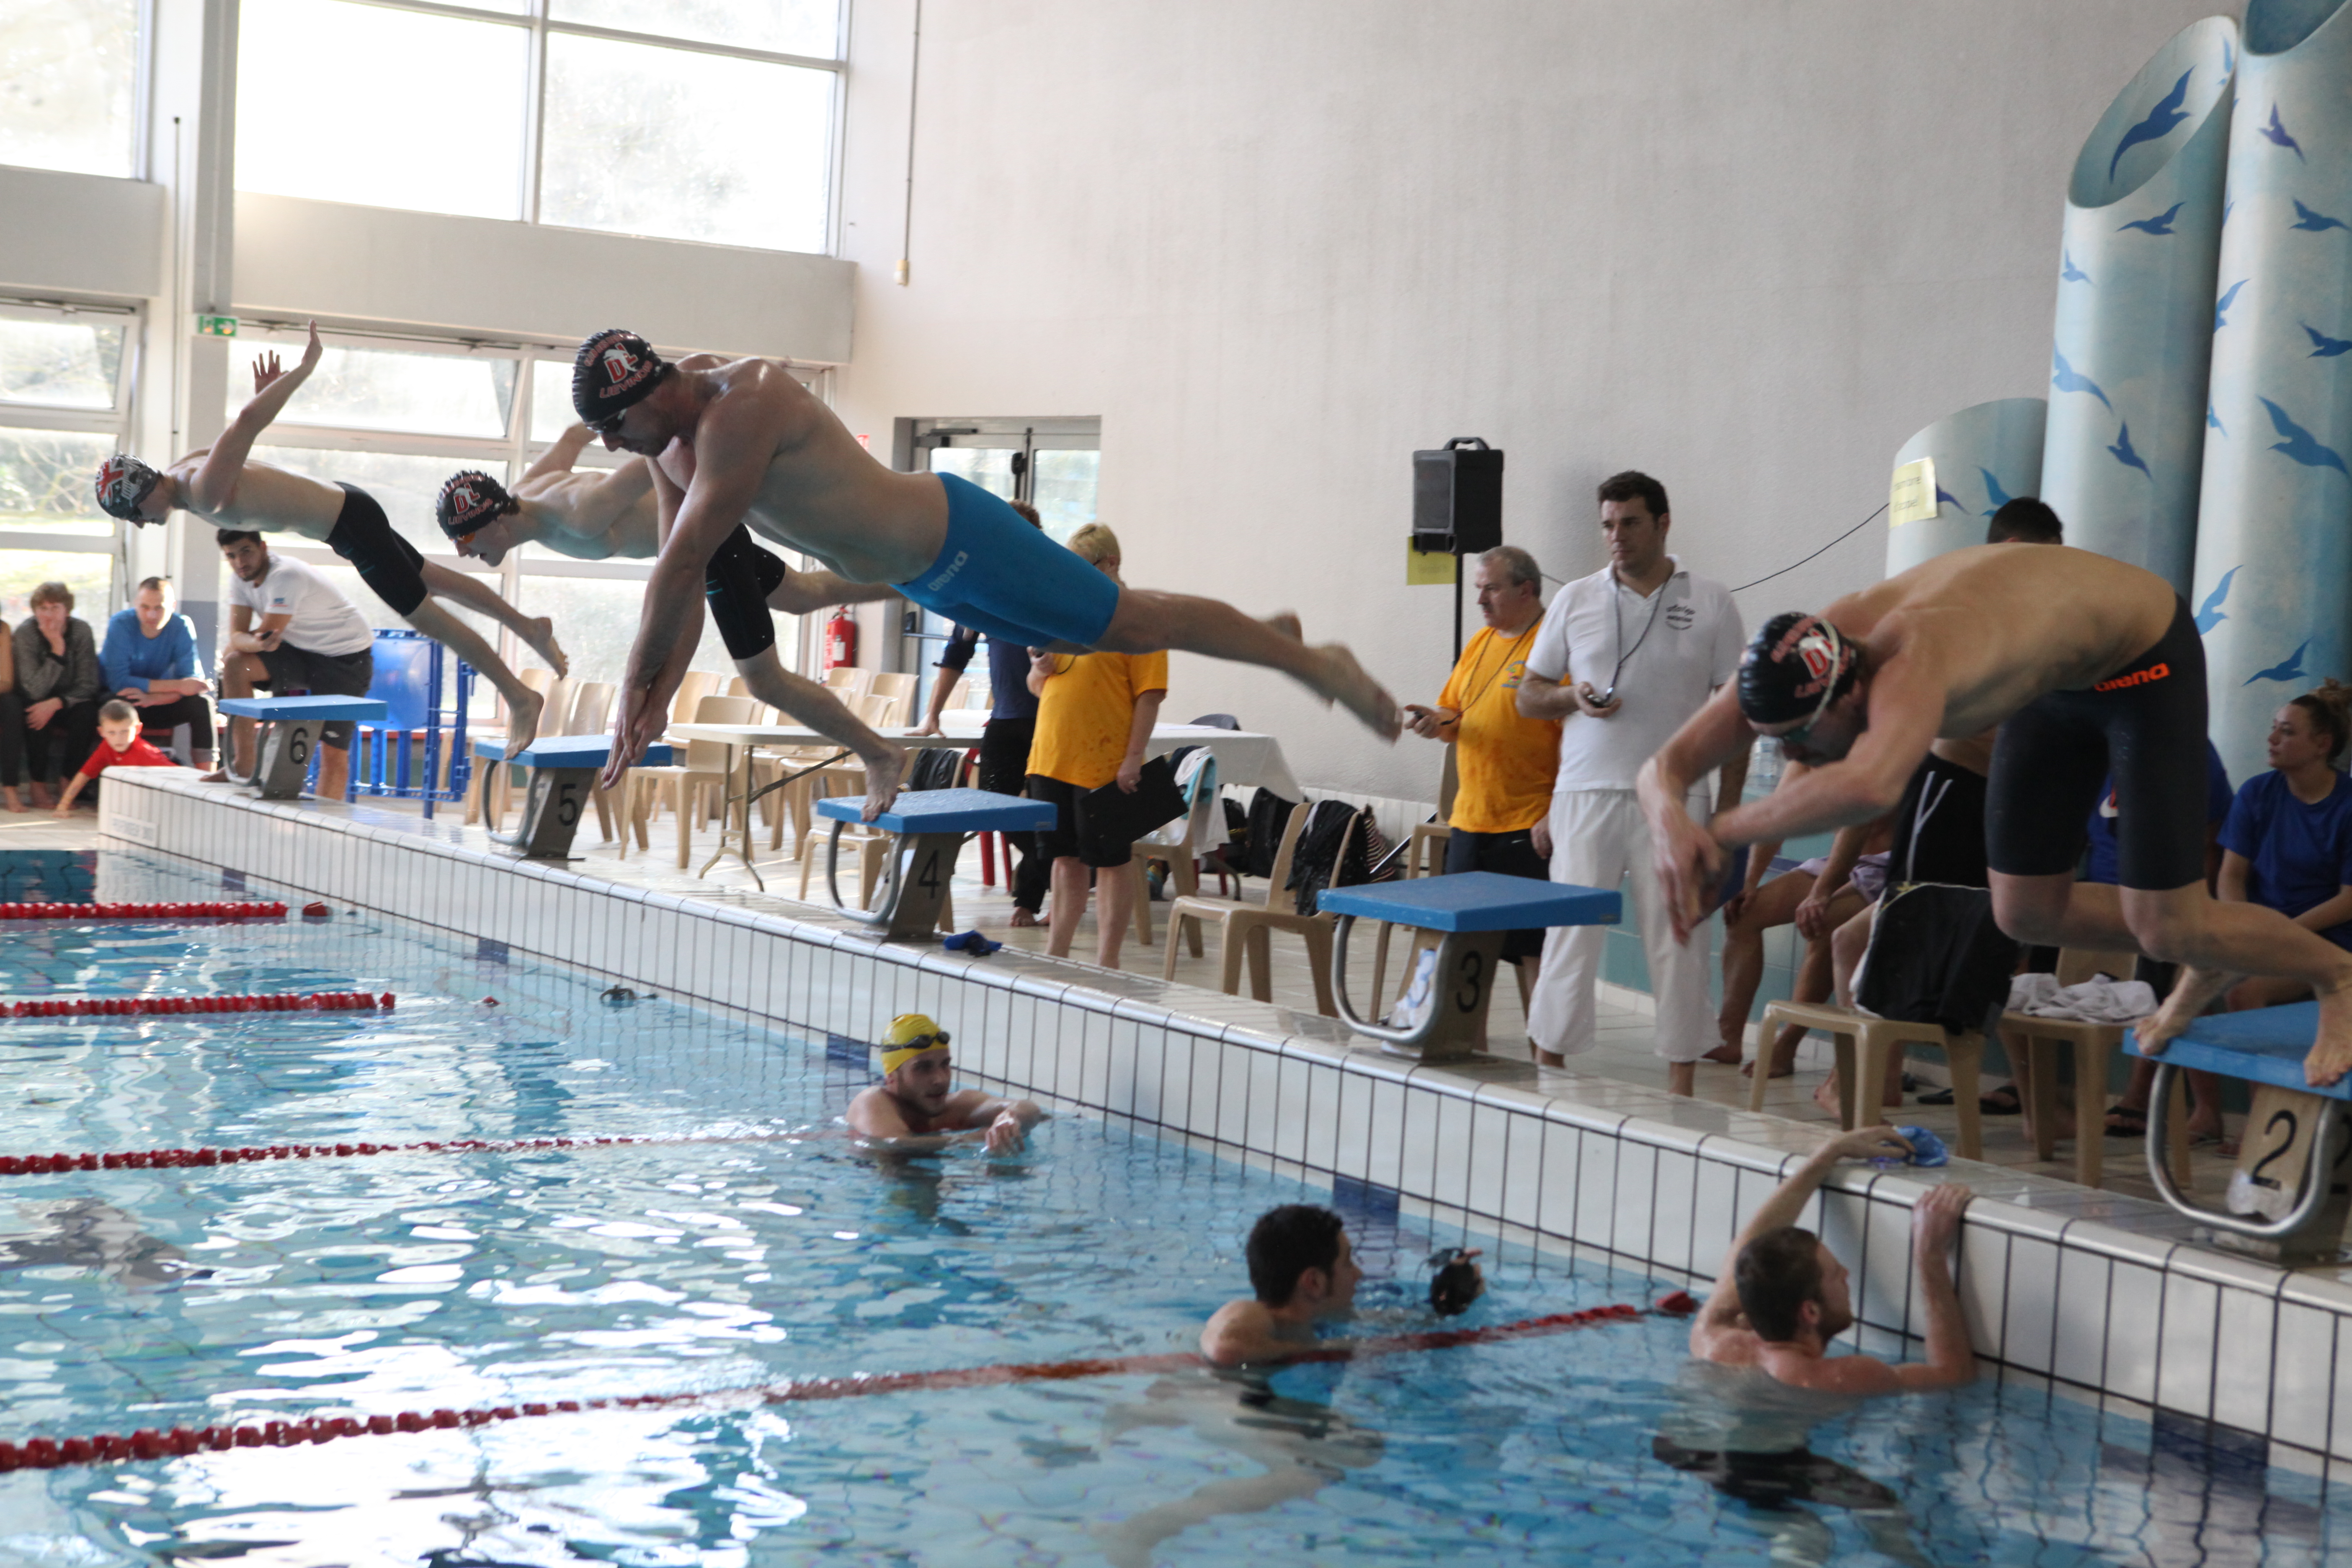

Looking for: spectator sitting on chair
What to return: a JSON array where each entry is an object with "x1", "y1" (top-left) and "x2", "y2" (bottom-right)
[
  {"x1": 209, "y1": 529, "x2": 377, "y2": 802},
  {"x1": 101, "y1": 575, "x2": 213, "y2": 771},
  {"x1": 1402, "y1": 544, "x2": 1561, "y2": 1063},
  {"x1": 1027, "y1": 523, "x2": 1167, "y2": 972},
  {"x1": 13, "y1": 582, "x2": 100, "y2": 811},
  {"x1": 52, "y1": 699, "x2": 175, "y2": 815},
  {"x1": 916, "y1": 500, "x2": 1051, "y2": 927},
  {"x1": 0, "y1": 610, "x2": 28, "y2": 813}
]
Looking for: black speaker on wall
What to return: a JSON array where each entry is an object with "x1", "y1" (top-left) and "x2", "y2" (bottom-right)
[{"x1": 1413, "y1": 437, "x2": 1504, "y2": 554}]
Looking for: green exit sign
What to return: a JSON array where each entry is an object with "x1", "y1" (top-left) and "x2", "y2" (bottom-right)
[{"x1": 196, "y1": 315, "x2": 237, "y2": 337}]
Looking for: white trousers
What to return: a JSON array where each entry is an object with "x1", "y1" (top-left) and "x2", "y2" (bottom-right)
[{"x1": 1527, "y1": 787, "x2": 1717, "y2": 1062}]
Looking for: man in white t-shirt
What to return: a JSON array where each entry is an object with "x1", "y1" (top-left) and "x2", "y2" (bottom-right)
[
  {"x1": 210, "y1": 528, "x2": 378, "y2": 800},
  {"x1": 1516, "y1": 472, "x2": 1746, "y2": 1093}
]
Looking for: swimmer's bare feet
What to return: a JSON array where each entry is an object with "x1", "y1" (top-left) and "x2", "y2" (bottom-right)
[
  {"x1": 1700, "y1": 1042, "x2": 1745, "y2": 1066},
  {"x1": 2308, "y1": 974, "x2": 2352, "y2": 1088},
  {"x1": 2135, "y1": 965, "x2": 2236, "y2": 1057},
  {"x1": 1313, "y1": 645, "x2": 1402, "y2": 740},
  {"x1": 858, "y1": 741, "x2": 910, "y2": 820},
  {"x1": 0, "y1": 786, "x2": 19, "y2": 813},
  {"x1": 500, "y1": 686, "x2": 544, "y2": 761},
  {"x1": 198, "y1": 768, "x2": 233, "y2": 784},
  {"x1": 1010, "y1": 907, "x2": 1040, "y2": 928},
  {"x1": 523, "y1": 616, "x2": 568, "y2": 677},
  {"x1": 1265, "y1": 611, "x2": 1304, "y2": 642}
]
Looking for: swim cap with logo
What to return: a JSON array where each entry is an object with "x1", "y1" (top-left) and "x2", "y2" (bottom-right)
[
  {"x1": 94, "y1": 454, "x2": 162, "y2": 522},
  {"x1": 1738, "y1": 611, "x2": 1855, "y2": 725},
  {"x1": 572, "y1": 329, "x2": 670, "y2": 425},
  {"x1": 881, "y1": 1012, "x2": 951, "y2": 1074},
  {"x1": 436, "y1": 470, "x2": 518, "y2": 539}
]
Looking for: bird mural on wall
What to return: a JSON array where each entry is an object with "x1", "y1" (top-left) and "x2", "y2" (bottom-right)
[
  {"x1": 1935, "y1": 485, "x2": 1963, "y2": 511},
  {"x1": 2062, "y1": 251, "x2": 2093, "y2": 284},
  {"x1": 2302, "y1": 324, "x2": 2352, "y2": 358},
  {"x1": 2052, "y1": 349, "x2": 2114, "y2": 410},
  {"x1": 2107, "y1": 421, "x2": 2152, "y2": 477},
  {"x1": 2109, "y1": 68, "x2": 2194, "y2": 181},
  {"x1": 2214, "y1": 279, "x2": 2248, "y2": 330},
  {"x1": 2118, "y1": 202, "x2": 2186, "y2": 236},
  {"x1": 2260, "y1": 103, "x2": 2306, "y2": 161},
  {"x1": 1978, "y1": 467, "x2": 2016, "y2": 516},
  {"x1": 2195, "y1": 566, "x2": 2240, "y2": 634},
  {"x1": 2246, "y1": 640, "x2": 2311, "y2": 685},
  {"x1": 2209, "y1": 404, "x2": 2227, "y2": 436},
  {"x1": 2291, "y1": 199, "x2": 2349, "y2": 233},
  {"x1": 2260, "y1": 398, "x2": 2350, "y2": 477}
]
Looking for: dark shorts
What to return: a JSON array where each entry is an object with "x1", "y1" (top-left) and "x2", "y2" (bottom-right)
[
  {"x1": 1888, "y1": 752, "x2": 1990, "y2": 890},
  {"x1": 1028, "y1": 773, "x2": 1132, "y2": 868},
  {"x1": 1986, "y1": 596, "x2": 2208, "y2": 892},
  {"x1": 253, "y1": 643, "x2": 375, "y2": 750},
  {"x1": 896, "y1": 473, "x2": 1121, "y2": 648},
  {"x1": 1442, "y1": 825, "x2": 1548, "y2": 963},
  {"x1": 325, "y1": 483, "x2": 429, "y2": 618},
  {"x1": 706, "y1": 525, "x2": 787, "y2": 660}
]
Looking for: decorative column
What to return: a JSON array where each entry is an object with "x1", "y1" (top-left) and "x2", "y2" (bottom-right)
[{"x1": 1886, "y1": 399, "x2": 2046, "y2": 576}]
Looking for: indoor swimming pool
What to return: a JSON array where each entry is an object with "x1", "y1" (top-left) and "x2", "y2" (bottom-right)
[{"x1": 0, "y1": 848, "x2": 2344, "y2": 1566}]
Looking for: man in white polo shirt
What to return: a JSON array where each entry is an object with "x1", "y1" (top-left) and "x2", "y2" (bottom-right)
[
  {"x1": 210, "y1": 528, "x2": 378, "y2": 800},
  {"x1": 1516, "y1": 472, "x2": 1745, "y2": 1093}
]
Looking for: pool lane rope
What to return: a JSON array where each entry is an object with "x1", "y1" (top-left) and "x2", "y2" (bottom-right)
[
  {"x1": 2, "y1": 992, "x2": 391, "y2": 1021},
  {"x1": 0, "y1": 902, "x2": 288, "y2": 920},
  {"x1": 0, "y1": 1302, "x2": 1664, "y2": 1472}
]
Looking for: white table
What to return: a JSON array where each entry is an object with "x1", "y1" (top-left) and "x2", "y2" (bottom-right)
[{"x1": 926, "y1": 713, "x2": 1304, "y2": 798}]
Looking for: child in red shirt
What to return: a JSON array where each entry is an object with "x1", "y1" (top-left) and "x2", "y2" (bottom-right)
[{"x1": 55, "y1": 699, "x2": 175, "y2": 815}]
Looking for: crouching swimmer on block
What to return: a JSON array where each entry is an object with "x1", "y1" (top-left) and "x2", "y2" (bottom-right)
[
  {"x1": 573, "y1": 329, "x2": 1402, "y2": 814},
  {"x1": 845, "y1": 1014, "x2": 1046, "y2": 1153},
  {"x1": 1636, "y1": 544, "x2": 2352, "y2": 1087},
  {"x1": 95, "y1": 324, "x2": 567, "y2": 757}
]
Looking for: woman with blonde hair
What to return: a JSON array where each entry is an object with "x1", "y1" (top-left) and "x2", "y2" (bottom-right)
[
  {"x1": 1026, "y1": 523, "x2": 1166, "y2": 970},
  {"x1": 2215, "y1": 679, "x2": 2352, "y2": 1026}
]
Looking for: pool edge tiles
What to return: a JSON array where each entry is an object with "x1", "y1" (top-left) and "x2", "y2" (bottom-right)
[{"x1": 98, "y1": 767, "x2": 2352, "y2": 1470}]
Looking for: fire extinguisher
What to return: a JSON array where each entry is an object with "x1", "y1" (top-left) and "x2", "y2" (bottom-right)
[{"x1": 823, "y1": 607, "x2": 857, "y2": 672}]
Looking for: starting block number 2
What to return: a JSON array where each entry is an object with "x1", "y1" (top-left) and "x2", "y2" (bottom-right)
[{"x1": 2229, "y1": 1085, "x2": 2352, "y2": 1222}]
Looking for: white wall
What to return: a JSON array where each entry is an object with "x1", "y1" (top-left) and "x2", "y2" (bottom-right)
[
  {"x1": 828, "y1": 0, "x2": 2220, "y2": 800},
  {"x1": 0, "y1": 166, "x2": 165, "y2": 301}
]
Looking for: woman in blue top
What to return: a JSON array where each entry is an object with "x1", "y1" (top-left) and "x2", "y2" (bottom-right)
[{"x1": 2218, "y1": 682, "x2": 2352, "y2": 1024}]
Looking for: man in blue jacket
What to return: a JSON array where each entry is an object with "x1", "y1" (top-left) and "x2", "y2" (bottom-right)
[{"x1": 99, "y1": 576, "x2": 213, "y2": 770}]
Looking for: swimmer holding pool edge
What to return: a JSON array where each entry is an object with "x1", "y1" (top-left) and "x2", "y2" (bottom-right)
[{"x1": 845, "y1": 1013, "x2": 1045, "y2": 1153}]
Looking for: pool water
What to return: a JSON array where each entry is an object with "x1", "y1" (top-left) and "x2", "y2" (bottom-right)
[{"x1": 0, "y1": 850, "x2": 2344, "y2": 1566}]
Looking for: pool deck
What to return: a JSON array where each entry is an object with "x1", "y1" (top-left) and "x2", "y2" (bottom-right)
[{"x1": 88, "y1": 769, "x2": 2352, "y2": 1478}]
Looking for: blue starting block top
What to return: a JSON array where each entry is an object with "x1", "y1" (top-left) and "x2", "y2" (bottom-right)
[
  {"x1": 817, "y1": 787, "x2": 1057, "y2": 835},
  {"x1": 496, "y1": 735, "x2": 673, "y2": 769},
  {"x1": 1316, "y1": 871, "x2": 1621, "y2": 932},
  {"x1": 220, "y1": 695, "x2": 387, "y2": 722},
  {"x1": 2124, "y1": 1002, "x2": 2352, "y2": 1103}
]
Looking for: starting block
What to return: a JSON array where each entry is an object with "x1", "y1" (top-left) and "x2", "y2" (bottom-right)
[
  {"x1": 219, "y1": 696, "x2": 387, "y2": 799},
  {"x1": 816, "y1": 789, "x2": 1056, "y2": 942},
  {"x1": 481, "y1": 735, "x2": 671, "y2": 859},
  {"x1": 2129, "y1": 1003, "x2": 2352, "y2": 1265},
  {"x1": 1318, "y1": 872, "x2": 1621, "y2": 1061}
]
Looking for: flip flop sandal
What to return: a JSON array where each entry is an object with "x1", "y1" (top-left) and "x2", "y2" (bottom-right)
[
  {"x1": 1916, "y1": 1087, "x2": 1955, "y2": 1106},
  {"x1": 2104, "y1": 1107, "x2": 2149, "y2": 1138},
  {"x1": 1979, "y1": 1084, "x2": 2025, "y2": 1115}
]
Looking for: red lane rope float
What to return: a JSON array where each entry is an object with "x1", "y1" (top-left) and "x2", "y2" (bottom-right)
[
  {"x1": 0, "y1": 1303, "x2": 1650, "y2": 1472},
  {"x1": 2, "y1": 992, "x2": 392, "y2": 1021},
  {"x1": 0, "y1": 1126, "x2": 783, "y2": 1176},
  {"x1": 0, "y1": 901, "x2": 286, "y2": 920}
]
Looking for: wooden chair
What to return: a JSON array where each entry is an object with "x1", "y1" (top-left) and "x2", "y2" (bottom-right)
[
  {"x1": 1756, "y1": 998, "x2": 1986, "y2": 1161},
  {"x1": 624, "y1": 694, "x2": 757, "y2": 868},
  {"x1": 2005, "y1": 947, "x2": 2192, "y2": 1191},
  {"x1": 1161, "y1": 803, "x2": 1340, "y2": 1016}
]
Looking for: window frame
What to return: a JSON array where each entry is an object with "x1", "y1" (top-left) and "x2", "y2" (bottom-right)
[{"x1": 0, "y1": 295, "x2": 142, "y2": 593}]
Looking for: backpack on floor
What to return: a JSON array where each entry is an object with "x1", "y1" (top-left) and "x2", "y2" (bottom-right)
[{"x1": 904, "y1": 748, "x2": 965, "y2": 793}]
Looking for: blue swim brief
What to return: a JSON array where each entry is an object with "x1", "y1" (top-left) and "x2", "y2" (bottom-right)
[{"x1": 894, "y1": 472, "x2": 1119, "y2": 649}]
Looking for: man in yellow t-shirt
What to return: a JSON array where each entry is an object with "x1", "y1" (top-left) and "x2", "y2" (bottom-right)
[
  {"x1": 1403, "y1": 546, "x2": 1562, "y2": 1060},
  {"x1": 1026, "y1": 523, "x2": 1169, "y2": 971}
]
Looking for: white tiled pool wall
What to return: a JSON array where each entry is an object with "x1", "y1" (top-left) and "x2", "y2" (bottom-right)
[{"x1": 95, "y1": 770, "x2": 2352, "y2": 1475}]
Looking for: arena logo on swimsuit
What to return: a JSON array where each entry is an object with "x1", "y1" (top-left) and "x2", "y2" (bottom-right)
[
  {"x1": 2093, "y1": 661, "x2": 2170, "y2": 693},
  {"x1": 924, "y1": 550, "x2": 970, "y2": 594}
]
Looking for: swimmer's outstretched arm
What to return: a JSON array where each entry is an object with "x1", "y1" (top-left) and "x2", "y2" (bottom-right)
[
  {"x1": 188, "y1": 322, "x2": 321, "y2": 512},
  {"x1": 519, "y1": 423, "x2": 598, "y2": 487}
]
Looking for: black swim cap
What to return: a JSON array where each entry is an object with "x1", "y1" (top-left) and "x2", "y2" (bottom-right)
[
  {"x1": 436, "y1": 470, "x2": 517, "y2": 539},
  {"x1": 572, "y1": 329, "x2": 670, "y2": 425},
  {"x1": 1738, "y1": 611, "x2": 1856, "y2": 725}
]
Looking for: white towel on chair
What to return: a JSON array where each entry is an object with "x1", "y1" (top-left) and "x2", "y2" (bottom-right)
[{"x1": 2005, "y1": 972, "x2": 2157, "y2": 1023}]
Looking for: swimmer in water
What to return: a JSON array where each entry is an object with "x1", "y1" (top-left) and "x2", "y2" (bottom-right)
[
  {"x1": 1688, "y1": 1124, "x2": 1974, "y2": 1396},
  {"x1": 1199, "y1": 1203, "x2": 1483, "y2": 1367},
  {"x1": 844, "y1": 1013, "x2": 1044, "y2": 1153}
]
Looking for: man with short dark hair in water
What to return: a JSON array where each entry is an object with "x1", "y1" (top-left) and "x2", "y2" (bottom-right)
[
  {"x1": 95, "y1": 324, "x2": 567, "y2": 757},
  {"x1": 1199, "y1": 1204, "x2": 1483, "y2": 1367},
  {"x1": 1638, "y1": 544, "x2": 2352, "y2": 1086},
  {"x1": 573, "y1": 330, "x2": 1401, "y2": 813},
  {"x1": 844, "y1": 1013, "x2": 1044, "y2": 1152}
]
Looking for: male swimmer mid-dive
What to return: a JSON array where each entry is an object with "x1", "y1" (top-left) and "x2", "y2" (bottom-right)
[
  {"x1": 96, "y1": 324, "x2": 566, "y2": 757},
  {"x1": 1637, "y1": 543, "x2": 2352, "y2": 1087},
  {"x1": 571, "y1": 330, "x2": 1402, "y2": 815}
]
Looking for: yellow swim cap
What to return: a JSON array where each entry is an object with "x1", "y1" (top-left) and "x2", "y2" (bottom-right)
[{"x1": 880, "y1": 1012, "x2": 950, "y2": 1074}]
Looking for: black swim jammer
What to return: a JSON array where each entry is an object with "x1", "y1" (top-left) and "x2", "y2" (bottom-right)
[
  {"x1": 325, "y1": 483, "x2": 430, "y2": 618},
  {"x1": 1887, "y1": 751, "x2": 1990, "y2": 890},
  {"x1": 1985, "y1": 596, "x2": 2208, "y2": 892},
  {"x1": 704, "y1": 526, "x2": 787, "y2": 660}
]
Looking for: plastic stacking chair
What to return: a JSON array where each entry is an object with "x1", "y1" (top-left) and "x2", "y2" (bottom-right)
[
  {"x1": 464, "y1": 667, "x2": 553, "y2": 826},
  {"x1": 562, "y1": 681, "x2": 619, "y2": 841},
  {"x1": 2004, "y1": 947, "x2": 2190, "y2": 1191},
  {"x1": 1757, "y1": 998, "x2": 1986, "y2": 1161},
  {"x1": 869, "y1": 672, "x2": 917, "y2": 725},
  {"x1": 624, "y1": 694, "x2": 756, "y2": 868},
  {"x1": 1137, "y1": 753, "x2": 1222, "y2": 957},
  {"x1": 1407, "y1": 746, "x2": 1458, "y2": 879},
  {"x1": 1162, "y1": 802, "x2": 1341, "y2": 1016}
]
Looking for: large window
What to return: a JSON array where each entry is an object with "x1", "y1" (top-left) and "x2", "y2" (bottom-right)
[
  {"x1": 0, "y1": 0, "x2": 141, "y2": 179},
  {"x1": 236, "y1": 0, "x2": 842, "y2": 253},
  {"x1": 0, "y1": 303, "x2": 133, "y2": 622}
]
